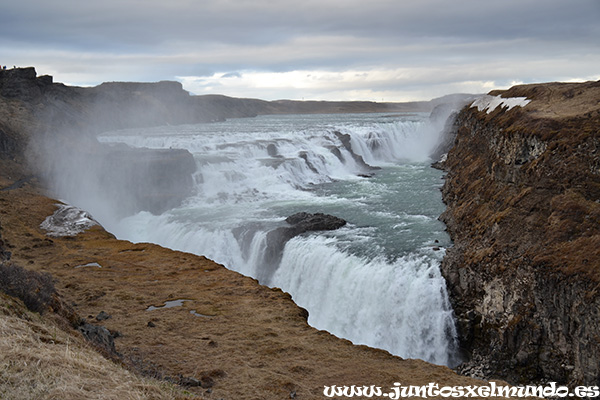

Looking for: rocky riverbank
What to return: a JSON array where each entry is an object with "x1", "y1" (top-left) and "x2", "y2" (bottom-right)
[{"x1": 436, "y1": 81, "x2": 600, "y2": 386}]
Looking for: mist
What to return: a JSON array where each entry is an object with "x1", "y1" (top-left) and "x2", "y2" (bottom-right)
[
  {"x1": 25, "y1": 79, "x2": 469, "y2": 230},
  {"x1": 30, "y1": 131, "x2": 196, "y2": 227},
  {"x1": 24, "y1": 80, "x2": 207, "y2": 228}
]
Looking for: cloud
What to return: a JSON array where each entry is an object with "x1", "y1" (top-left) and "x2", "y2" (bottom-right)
[
  {"x1": 1, "y1": 0, "x2": 598, "y2": 100},
  {"x1": 178, "y1": 58, "x2": 600, "y2": 102}
]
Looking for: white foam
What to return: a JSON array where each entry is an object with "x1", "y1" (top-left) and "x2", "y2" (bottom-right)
[
  {"x1": 272, "y1": 235, "x2": 458, "y2": 366},
  {"x1": 471, "y1": 95, "x2": 531, "y2": 114}
]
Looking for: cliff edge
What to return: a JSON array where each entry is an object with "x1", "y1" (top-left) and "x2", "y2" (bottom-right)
[{"x1": 438, "y1": 80, "x2": 600, "y2": 385}]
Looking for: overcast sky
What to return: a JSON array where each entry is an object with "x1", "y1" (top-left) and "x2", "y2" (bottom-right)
[{"x1": 1, "y1": 0, "x2": 599, "y2": 101}]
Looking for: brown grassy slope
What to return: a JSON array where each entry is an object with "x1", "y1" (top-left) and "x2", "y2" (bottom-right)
[
  {"x1": 0, "y1": 292, "x2": 198, "y2": 400},
  {"x1": 0, "y1": 176, "x2": 518, "y2": 400}
]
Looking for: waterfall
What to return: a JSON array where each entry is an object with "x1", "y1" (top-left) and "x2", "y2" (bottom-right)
[{"x1": 96, "y1": 112, "x2": 459, "y2": 365}]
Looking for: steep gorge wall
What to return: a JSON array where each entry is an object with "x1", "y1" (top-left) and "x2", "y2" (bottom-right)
[{"x1": 438, "y1": 81, "x2": 600, "y2": 385}]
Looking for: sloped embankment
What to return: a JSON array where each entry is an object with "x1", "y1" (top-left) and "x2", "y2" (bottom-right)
[
  {"x1": 438, "y1": 81, "x2": 600, "y2": 385},
  {"x1": 0, "y1": 182, "x2": 500, "y2": 399}
]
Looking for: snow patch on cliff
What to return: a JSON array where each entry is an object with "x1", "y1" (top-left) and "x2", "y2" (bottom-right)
[
  {"x1": 41, "y1": 204, "x2": 100, "y2": 237},
  {"x1": 471, "y1": 95, "x2": 531, "y2": 114}
]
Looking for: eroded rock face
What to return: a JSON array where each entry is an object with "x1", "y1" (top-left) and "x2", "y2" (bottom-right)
[
  {"x1": 0, "y1": 67, "x2": 52, "y2": 101},
  {"x1": 261, "y1": 212, "x2": 347, "y2": 282},
  {"x1": 439, "y1": 81, "x2": 600, "y2": 385},
  {"x1": 332, "y1": 131, "x2": 380, "y2": 174}
]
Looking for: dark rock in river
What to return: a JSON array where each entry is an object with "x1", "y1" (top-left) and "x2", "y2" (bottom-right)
[
  {"x1": 332, "y1": 131, "x2": 381, "y2": 174},
  {"x1": 261, "y1": 212, "x2": 347, "y2": 283},
  {"x1": 284, "y1": 212, "x2": 347, "y2": 231}
]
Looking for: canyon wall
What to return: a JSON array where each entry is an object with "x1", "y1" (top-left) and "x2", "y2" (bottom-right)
[{"x1": 437, "y1": 81, "x2": 600, "y2": 385}]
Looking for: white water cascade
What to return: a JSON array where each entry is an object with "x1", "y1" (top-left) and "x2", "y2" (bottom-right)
[{"x1": 96, "y1": 112, "x2": 459, "y2": 366}]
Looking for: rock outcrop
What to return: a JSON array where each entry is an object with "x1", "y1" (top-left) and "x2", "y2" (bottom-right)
[
  {"x1": 437, "y1": 81, "x2": 600, "y2": 385},
  {"x1": 262, "y1": 212, "x2": 347, "y2": 282},
  {"x1": 267, "y1": 212, "x2": 346, "y2": 248},
  {"x1": 0, "y1": 67, "x2": 53, "y2": 101}
]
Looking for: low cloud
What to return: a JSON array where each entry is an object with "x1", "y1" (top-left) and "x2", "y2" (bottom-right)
[{"x1": 1, "y1": 0, "x2": 598, "y2": 100}]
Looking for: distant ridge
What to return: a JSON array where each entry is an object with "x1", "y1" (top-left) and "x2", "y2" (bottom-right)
[{"x1": 0, "y1": 66, "x2": 475, "y2": 128}]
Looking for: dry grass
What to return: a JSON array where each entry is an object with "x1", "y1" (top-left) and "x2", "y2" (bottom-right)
[
  {"x1": 0, "y1": 294, "x2": 197, "y2": 400},
  {"x1": 0, "y1": 185, "x2": 506, "y2": 400}
]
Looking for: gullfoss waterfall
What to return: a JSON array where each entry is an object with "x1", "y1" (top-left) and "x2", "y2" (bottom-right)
[{"x1": 97, "y1": 112, "x2": 459, "y2": 366}]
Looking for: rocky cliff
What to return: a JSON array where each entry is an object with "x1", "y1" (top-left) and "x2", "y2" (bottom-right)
[{"x1": 437, "y1": 81, "x2": 600, "y2": 385}]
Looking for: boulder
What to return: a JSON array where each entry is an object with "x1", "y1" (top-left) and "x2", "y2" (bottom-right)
[
  {"x1": 284, "y1": 212, "x2": 347, "y2": 230},
  {"x1": 261, "y1": 212, "x2": 346, "y2": 283},
  {"x1": 78, "y1": 323, "x2": 118, "y2": 357}
]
